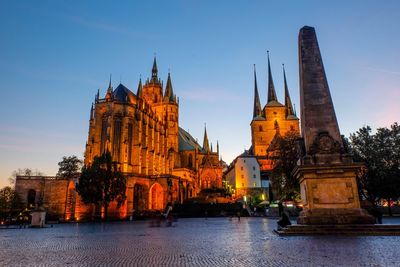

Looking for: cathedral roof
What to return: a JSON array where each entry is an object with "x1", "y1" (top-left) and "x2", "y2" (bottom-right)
[
  {"x1": 178, "y1": 127, "x2": 205, "y2": 152},
  {"x1": 113, "y1": 83, "x2": 136, "y2": 103},
  {"x1": 265, "y1": 100, "x2": 284, "y2": 107},
  {"x1": 286, "y1": 114, "x2": 299, "y2": 120}
]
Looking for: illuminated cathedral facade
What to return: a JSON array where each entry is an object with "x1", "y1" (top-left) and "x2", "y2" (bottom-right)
[
  {"x1": 15, "y1": 58, "x2": 224, "y2": 220},
  {"x1": 250, "y1": 53, "x2": 300, "y2": 172}
]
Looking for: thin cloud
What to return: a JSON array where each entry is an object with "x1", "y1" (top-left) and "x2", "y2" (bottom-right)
[
  {"x1": 180, "y1": 87, "x2": 242, "y2": 103},
  {"x1": 366, "y1": 67, "x2": 400, "y2": 76},
  {"x1": 65, "y1": 14, "x2": 157, "y2": 40}
]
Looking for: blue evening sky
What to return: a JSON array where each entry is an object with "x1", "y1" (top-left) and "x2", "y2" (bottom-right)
[{"x1": 1, "y1": 1, "x2": 399, "y2": 186}]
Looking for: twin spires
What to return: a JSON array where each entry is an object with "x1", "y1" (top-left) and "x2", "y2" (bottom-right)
[
  {"x1": 253, "y1": 64, "x2": 262, "y2": 118},
  {"x1": 252, "y1": 52, "x2": 297, "y2": 120}
]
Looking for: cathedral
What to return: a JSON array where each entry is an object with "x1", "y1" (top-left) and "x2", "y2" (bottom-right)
[
  {"x1": 224, "y1": 53, "x2": 300, "y2": 201},
  {"x1": 15, "y1": 58, "x2": 224, "y2": 220},
  {"x1": 250, "y1": 53, "x2": 300, "y2": 176}
]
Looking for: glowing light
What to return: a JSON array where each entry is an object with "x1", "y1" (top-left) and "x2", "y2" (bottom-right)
[
  {"x1": 243, "y1": 196, "x2": 247, "y2": 202},
  {"x1": 261, "y1": 194, "x2": 265, "y2": 200}
]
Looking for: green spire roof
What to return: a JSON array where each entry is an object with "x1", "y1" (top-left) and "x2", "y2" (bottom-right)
[
  {"x1": 203, "y1": 124, "x2": 210, "y2": 152},
  {"x1": 267, "y1": 51, "x2": 278, "y2": 103},
  {"x1": 136, "y1": 77, "x2": 143, "y2": 98},
  {"x1": 164, "y1": 72, "x2": 175, "y2": 103},
  {"x1": 253, "y1": 64, "x2": 262, "y2": 119},
  {"x1": 283, "y1": 64, "x2": 296, "y2": 118}
]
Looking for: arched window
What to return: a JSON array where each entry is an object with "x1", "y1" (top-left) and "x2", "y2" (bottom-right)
[
  {"x1": 259, "y1": 125, "x2": 263, "y2": 131},
  {"x1": 113, "y1": 117, "x2": 122, "y2": 161},
  {"x1": 100, "y1": 117, "x2": 108, "y2": 154},
  {"x1": 127, "y1": 122, "x2": 133, "y2": 164},
  {"x1": 188, "y1": 154, "x2": 193, "y2": 168},
  {"x1": 27, "y1": 189, "x2": 36, "y2": 207}
]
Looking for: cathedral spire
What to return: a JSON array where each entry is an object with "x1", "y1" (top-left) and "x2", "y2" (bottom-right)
[
  {"x1": 107, "y1": 74, "x2": 113, "y2": 93},
  {"x1": 90, "y1": 103, "x2": 94, "y2": 121},
  {"x1": 164, "y1": 72, "x2": 175, "y2": 102},
  {"x1": 253, "y1": 64, "x2": 262, "y2": 118},
  {"x1": 105, "y1": 74, "x2": 113, "y2": 100},
  {"x1": 137, "y1": 77, "x2": 143, "y2": 98},
  {"x1": 267, "y1": 51, "x2": 278, "y2": 103},
  {"x1": 151, "y1": 56, "x2": 158, "y2": 82},
  {"x1": 203, "y1": 124, "x2": 210, "y2": 152},
  {"x1": 217, "y1": 140, "x2": 219, "y2": 156},
  {"x1": 283, "y1": 64, "x2": 295, "y2": 117}
]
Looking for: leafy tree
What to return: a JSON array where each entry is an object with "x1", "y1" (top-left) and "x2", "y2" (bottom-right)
[
  {"x1": 350, "y1": 123, "x2": 400, "y2": 215},
  {"x1": 269, "y1": 131, "x2": 301, "y2": 201},
  {"x1": 77, "y1": 152, "x2": 127, "y2": 220},
  {"x1": 57, "y1": 156, "x2": 83, "y2": 178},
  {"x1": 0, "y1": 186, "x2": 21, "y2": 220}
]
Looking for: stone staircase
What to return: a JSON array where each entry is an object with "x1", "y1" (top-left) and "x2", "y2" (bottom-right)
[{"x1": 274, "y1": 224, "x2": 400, "y2": 236}]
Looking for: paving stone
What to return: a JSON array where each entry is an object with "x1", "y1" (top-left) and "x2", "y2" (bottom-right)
[{"x1": 0, "y1": 217, "x2": 400, "y2": 266}]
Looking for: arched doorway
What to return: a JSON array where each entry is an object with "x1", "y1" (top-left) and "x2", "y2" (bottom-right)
[
  {"x1": 27, "y1": 189, "x2": 36, "y2": 207},
  {"x1": 133, "y1": 184, "x2": 147, "y2": 212},
  {"x1": 149, "y1": 183, "x2": 164, "y2": 210}
]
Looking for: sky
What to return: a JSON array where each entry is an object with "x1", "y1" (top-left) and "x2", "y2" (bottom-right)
[{"x1": 0, "y1": 1, "x2": 399, "y2": 187}]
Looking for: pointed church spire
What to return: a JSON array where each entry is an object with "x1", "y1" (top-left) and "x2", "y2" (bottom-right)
[
  {"x1": 164, "y1": 72, "x2": 175, "y2": 102},
  {"x1": 137, "y1": 77, "x2": 143, "y2": 98},
  {"x1": 267, "y1": 51, "x2": 278, "y2": 103},
  {"x1": 283, "y1": 64, "x2": 295, "y2": 117},
  {"x1": 105, "y1": 74, "x2": 113, "y2": 100},
  {"x1": 90, "y1": 103, "x2": 94, "y2": 120},
  {"x1": 217, "y1": 140, "x2": 219, "y2": 156},
  {"x1": 203, "y1": 124, "x2": 210, "y2": 152},
  {"x1": 253, "y1": 64, "x2": 262, "y2": 118},
  {"x1": 107, "y1": 74, "x2": 113, "y2": 92},
  {"x1": 151, "y1": 56, "x2": 158, "y2": 82}
]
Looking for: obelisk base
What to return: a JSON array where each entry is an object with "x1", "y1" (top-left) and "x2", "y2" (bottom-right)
[{"x1": 293, "y1": 163, "x2": 375, "y2": 225}]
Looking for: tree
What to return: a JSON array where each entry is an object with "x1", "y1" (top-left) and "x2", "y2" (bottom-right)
[
  {"x1": 350, "y1": 123, "x2": 400, "y2": 215},
  {"x1": 0, "y1": 186, "x2": 21, "y2": 221},
  {"x1": 76, "y1": 152, "x2": 127, "y2": 220},
  {"x1": 57, "y1": 156, "x2": 83, "y2": 178},
  {"x1": 269, "y1": 131, "x2": 301, "y2": 201}
]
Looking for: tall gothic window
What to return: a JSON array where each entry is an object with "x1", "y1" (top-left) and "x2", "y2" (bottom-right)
[
  {"x1": 113, "y1": 118, "x2": 122, "y2": 161},
  {"x1": 100, "y1": 117, "x2": 108, "y2": 154},
  {"x1": 128, "y1": 122, "x2": 133, "y2": 164},
  {"x1": 188, "y1": 154, "x2": 193, "y2": 168}
]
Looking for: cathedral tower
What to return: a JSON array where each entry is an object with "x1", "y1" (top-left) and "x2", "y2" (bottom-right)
[{"x1": 250, "y1": 53, "x2": 300, "y2": 169}]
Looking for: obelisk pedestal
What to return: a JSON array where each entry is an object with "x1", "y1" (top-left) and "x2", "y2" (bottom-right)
[{"x1": 294, "y1": 26, "x2": 374, "y2": 225}]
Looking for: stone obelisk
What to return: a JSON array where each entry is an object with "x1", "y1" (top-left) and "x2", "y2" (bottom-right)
[{"x1": 294, "y1": 26, "x2": 374, "y2": 225}]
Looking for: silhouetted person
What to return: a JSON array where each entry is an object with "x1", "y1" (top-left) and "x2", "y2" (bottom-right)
[
  {"x1": 237, "y1": 211, "x2": 241, "y2": 221},
  {"x1": 277, "y1": 212, "x2": 291, "y2": 229},
  {"x1": 278, "y1": 202, "x2": 283, "y2": 217},
  {"x1": 370, "y1": 207, "x2": 383, "y2": 224}
]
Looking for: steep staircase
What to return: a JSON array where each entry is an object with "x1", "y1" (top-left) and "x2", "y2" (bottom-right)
[{"x1": 275, "y1": 224, "x2": 400, "y2": 236}]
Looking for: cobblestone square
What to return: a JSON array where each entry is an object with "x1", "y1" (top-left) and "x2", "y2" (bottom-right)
[{"x1": 1, "y1": 217, "x2": 400, "y2": 267}]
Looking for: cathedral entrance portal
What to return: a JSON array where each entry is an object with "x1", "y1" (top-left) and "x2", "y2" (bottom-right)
[{"x1": 149, "y1": 183, "x2": 164, "y2": 210}]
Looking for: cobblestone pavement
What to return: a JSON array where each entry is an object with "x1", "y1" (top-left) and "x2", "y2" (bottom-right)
[{"x1": 1, "y1": 217, "x2": 400, "y2": 267}]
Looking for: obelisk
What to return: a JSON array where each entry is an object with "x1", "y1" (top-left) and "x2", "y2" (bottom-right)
[{"x1": 294, "y1": 26, "x2": 374, "y2": 225}]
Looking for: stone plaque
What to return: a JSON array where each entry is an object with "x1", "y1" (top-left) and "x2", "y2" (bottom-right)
[{"x1": 312, "y1": 182, "x2": 353, "y2": 204}]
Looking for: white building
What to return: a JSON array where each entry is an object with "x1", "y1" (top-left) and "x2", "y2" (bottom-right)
[{"x1": 225, "y1": 151, "x2": 268, "y2": 200}]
